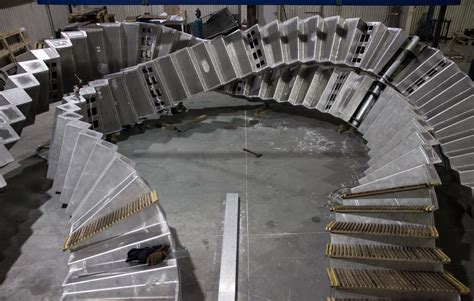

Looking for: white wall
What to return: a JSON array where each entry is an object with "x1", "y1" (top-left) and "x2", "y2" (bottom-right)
[
  {"x1": 408, "y1": 0, "x2": 474, "y2": 37},
  {"x1": 0, "y1": 2, "x2": 69, "y2": 43}
]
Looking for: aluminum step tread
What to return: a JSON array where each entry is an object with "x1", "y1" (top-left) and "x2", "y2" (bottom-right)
[
  {"x1": 326, "y1": 243, "x2": 450, "y2": 263},
  {"x1": 330, "y1": 205, "x2": 434, "y2": 213},
  {"x1": 325, "y1": 221, "x2": 439, "y2": 238},
  {"x1": 326, "y1": 268, "x2": 470, "y2": 294}
]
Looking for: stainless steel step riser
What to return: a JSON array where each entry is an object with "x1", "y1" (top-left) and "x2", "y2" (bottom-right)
[
  {"x1": 331, "y1": 233, "x2": 435, "y2": 248},
  {"x1": 52, "y1": 120, "x2": 91, "y2": 193},
  {"x1": 66, "y1": 140, "x2": 117, "y2": 215},
  {"x1": 351, "y1": 164, "x2": 441, "y2": 194},
  {"x1": 329, "y1": 257, "x2": 444, "y2": 272},
  {"x1": 70, "y1": 153, "x2": 136, "y2": 229},
  {"x1": 335, "y1": 212, "x2": 434, "y2": 226},
  {"x1": 342, "y1": 187, "x2": 438, "y2": 208},
  {"x1": 44, "y1": 38, "x2": 76, "y2": 93},
  {"x1": 362, "y1": 146, "x2": 441, "y2": 184},
  {"x1": 47, "y1": 112, "x2": 83, "y2": 180},
  {"x1": 59, "y1": 130, "x2": 103, "y2": 206},
  {"x1": 366, "y1": 136, "x2": 437, "y2": 172},
  {"x1": 61, "y1": 31, "x2": 93, "y2": 83}
]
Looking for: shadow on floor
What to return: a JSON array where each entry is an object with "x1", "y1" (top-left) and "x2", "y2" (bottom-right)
[
  {"x1": 114, "y1": 101, "x2": 356, "y2": 145},
  {"x1": 435, "y1": 165, "x2": 473, "y2": 301},
  {"x1": 0, "y1": 157, "x2": 51, "y2": 283},
  {"x1": 169, "y1": 226, "x2": 205, "y2": 301}
]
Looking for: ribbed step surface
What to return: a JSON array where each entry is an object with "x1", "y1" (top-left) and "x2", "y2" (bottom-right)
[
  {"x1": 326, "y1": 221, "x2": 439, "y2": 238},
  {"x1": 330, "y1": 205, "x2": 434, "y2": 213},
  {"x1": 327, "y1": 268, "x2": 470, "y2": 294},
  {"x1": 63, "y1": 191, "x2": 158, "y2": 250},
  {"x1": 342, "y1": 184, "x2": 431, "y2": 199},
  {"x1": 326, "y1": 244, "x2": 450, "y2": 263}
]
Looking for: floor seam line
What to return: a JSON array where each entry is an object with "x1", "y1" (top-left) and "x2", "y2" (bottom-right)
[{"x1": 244, "y1": 105, "x2": 250, "y2": 300}]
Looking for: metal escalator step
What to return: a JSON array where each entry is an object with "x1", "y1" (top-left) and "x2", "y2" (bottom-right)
[
  {"x1": 325, "y1": 243, "x2": 450, "y2": 263},
  {"x1": 63, "y1": 190, "x2": 158, "y2": 251},
  {"x1": 325, "y1": 221, "x2": 438, "y2": 238},
  {"x1": 330, "y1": 205, "x2": 434, "y2": 213},
  {"x1": 326, "y1": 268, "x2": 470, "y2": 294},
  {"x1": 341, "y1": 184, "x2": 431, "y2": 199}
]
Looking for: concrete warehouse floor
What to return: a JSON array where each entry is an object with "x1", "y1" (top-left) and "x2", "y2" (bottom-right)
[{"x1": 0, "y1": 92, "x2": 473, "y2": 300}]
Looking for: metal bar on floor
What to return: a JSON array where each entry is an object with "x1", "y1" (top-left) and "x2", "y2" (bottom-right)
[{"x1": 218, "y1": 193, "x2": 240, "y2": 301}]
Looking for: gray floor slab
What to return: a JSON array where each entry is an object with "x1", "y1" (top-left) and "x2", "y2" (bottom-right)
[{"x1": 116, "y1": 92, "x2": 369, "y2": 300}]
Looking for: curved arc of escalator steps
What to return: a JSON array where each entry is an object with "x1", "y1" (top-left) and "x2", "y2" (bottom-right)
[{"x1": 1, "y1": 16, "x2": 473, "y2": 300}]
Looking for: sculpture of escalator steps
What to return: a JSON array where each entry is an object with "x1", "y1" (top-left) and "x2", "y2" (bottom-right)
[{"x1": 0, "y1": 15, "x2": 472, "y2": 300}]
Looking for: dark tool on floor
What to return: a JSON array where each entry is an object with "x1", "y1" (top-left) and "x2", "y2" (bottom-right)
[
  {"x1": 126, "y1": 244, "x2": 170, "y2": 266},
  {"x1": 243, "y1": 148, "x2": 262, "y2": 158}
]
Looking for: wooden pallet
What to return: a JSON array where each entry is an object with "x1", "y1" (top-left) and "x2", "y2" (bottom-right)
[{"x1": 0, "y1": 28, "x2": 30, "y2": 69}]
